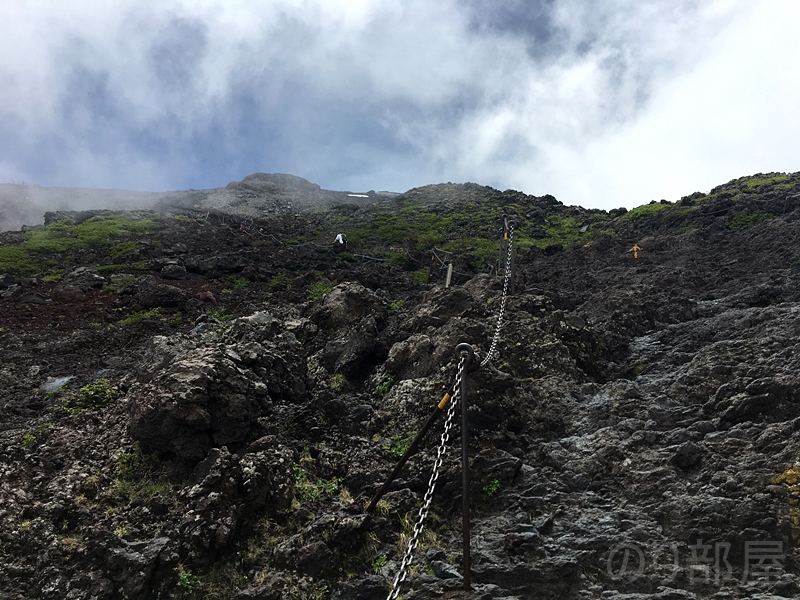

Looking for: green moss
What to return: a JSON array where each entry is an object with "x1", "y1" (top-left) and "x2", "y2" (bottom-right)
[
  {"x1": 743, "y1": 174, "x2": 789, "y2": 189},
  {"x1": 23, "y1": 215, "x2": 160, "y2": 254},
  {"x1": 410, "y1": 268, "x2": 429, "y2": 284},
  {"x1": 109, "y1": 241, "x2": 141, "y2": 258},
  {"x1": 728, "y1": 210, "x2": 774, "y2": 230},
  {"x1": 41, "y1": 270, "x2": 63, "y2": 282},
  {"x1": 118, "y1": 307, "x2": 161, "y2": 327},
  {"x1": 623, "y1": 202, "x2": 671, "y2": 221},
  {"x1": 0, "y1": 246, "x2": 40, "y2": 276}
]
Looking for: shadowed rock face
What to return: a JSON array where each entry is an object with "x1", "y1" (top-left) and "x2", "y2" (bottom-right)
[{"x1": 2, "y1": 172, "x2": 800, "y2": 599}]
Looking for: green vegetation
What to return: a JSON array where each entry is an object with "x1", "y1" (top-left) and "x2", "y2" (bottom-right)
[
  {"x1": 226, "y1": 275, "x2": 249, "y2": 290},
  {"x1": 55, "y1": 378, "x2": 117, "y2": 414},
  {"x1": 623, "y1": 202, "x2": 671, "y2": 221},
  {"x1": 118, "y1": 307, "x2": 161, "y2": 327},
  {"x1": 385, "y1": 432, "x2": 414, "y2": 457},
  {"x1": 308, "y1": 279, "x2": 335, "y2": 300},
  {"x1": 390, "y1": 299, "x2": 404, "y2": 311},
  {"x1": 109, "y1": 241, "x2": 141, "y2": 258},
  {"x1": 21, "y1": 433, "x2": 36, "y2": 449},
  {"x1": 41, "y1": 270, "x2": 63, "y2": 283},
  {"x1": 0, "y1": 246, "x2": 40, "y2": 276},
  {"x1": 743, "y1": 174, "x2": 790, "y2": 189},
  {"x1": 175, "y1": 563, "x2": 198, "y2": 597},
  {"x1": 292, "y1": 463, "x2": 342, "y2": 503},
  {"x1": 372, "y1": 554, "x2": 388, "y2": 573},
  {"x1": 482, "y1": 478, "x2": 502, "y2": 498},
  {"x1": 23, "y1": 215, "x2": 159, "y2": 254},
  {"x1": 269, "y1": 273, "x2": 291, "y2": 291},
  {"x1": 111, "y1": 442, "x2": 175, "y2": 506},
  {"x1": 729, "y1": 210, "x2": 775, "y2": 230},
  {"x1": 329, "y1": 373, "x2": 348, "y2": 393},
  {"x1": 374, "y1": 374, "x2": 394, "y2": 397},
  {"x1": 210, "y1": 308, "x2": 235, "y2": 322},
  {"x1": 410, "y1": 268, "x2": 429, "y2": 284}
]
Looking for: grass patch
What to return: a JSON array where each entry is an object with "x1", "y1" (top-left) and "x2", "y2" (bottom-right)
[
  {"x1": 269, "y1": 273, "x2": 291, "y2": 291},
  {"x1": 743, "y1": 174, "x2": 790, "y2": 189},
  {"x1": 23, "y1": 215, "x2": 160, "y2": 254},
  {"x1": 410, "y1": 268, "x2": 429, "y2": 284},
  {"x1": 622, "y1": 202, "x2": 671, "y2": 221},
  {"x1": 118, "y1": 307, "x2": 161, "y2": 327},
  {"x1": 292, "y1": 463, "x2": 342, "y2": 503},
  {"x1": 308, "y1": 280, "x2": 335, "y2": 301},
  {"x1": 0, "y1": 246, "x2": 40, "y2": 276},
  {"x1": 729, "y1": 210, "x2": 774, "y2": 230},
  {"x1": 55, "y1": 378, "x2": 118, "y2": 414},
  {"x1": 226, "y1": 275, "x2": 249, "y2": 290},
  {"x1": 329, "y1": 373, "x2": 348, "y2": 393},
  {"x1": 109, "y1": 241, "x2": 141, "y2": 258}
]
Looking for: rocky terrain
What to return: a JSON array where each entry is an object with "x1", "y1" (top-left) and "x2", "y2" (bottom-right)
[
  {"x1": 1, "y1": 172, "x2": 800, "y2": 599},
  {"x1": 0, "y1": 173, "x2": 393, "y2": 232}
]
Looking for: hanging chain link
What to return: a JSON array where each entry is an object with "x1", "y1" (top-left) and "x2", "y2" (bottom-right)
[
  {"x1": 481, "y1": 224, "x2": 514, "y2": 367},
  {"x1": 386, "y1": 353, "x2": 468, "y2": 600},
  {"x1": 385, "y1": 222, "x2": 514, "y2": 599}
]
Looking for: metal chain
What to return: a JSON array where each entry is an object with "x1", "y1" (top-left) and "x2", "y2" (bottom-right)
[
  {"x1": 481, "y1": 224, "x2": 514, "y2": 367},
  {"x1": 386, "y1": 354, "x2": 468, "y2": 600}
]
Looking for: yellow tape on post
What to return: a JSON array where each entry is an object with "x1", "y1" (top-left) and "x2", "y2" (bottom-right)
[{"x1": 438, "y1": 393, "x2": 451, "y2": 410}]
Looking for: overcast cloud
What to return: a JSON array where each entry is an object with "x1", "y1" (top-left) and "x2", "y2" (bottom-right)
[{"x1": 1, "y1": 0, "x2": 798, "y2": 210}]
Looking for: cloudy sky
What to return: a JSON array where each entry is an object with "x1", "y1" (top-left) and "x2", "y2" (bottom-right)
[{"x1": 1, "y1": 0, "x2": 798, "y2": 210}]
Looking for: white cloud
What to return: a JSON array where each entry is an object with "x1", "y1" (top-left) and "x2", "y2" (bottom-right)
[{"x1": 0, "y1": 0, "x2": 796, "y2": 211}]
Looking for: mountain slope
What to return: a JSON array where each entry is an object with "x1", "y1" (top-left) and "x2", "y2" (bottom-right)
[{"x1": 1, "y1": 172, "x2": 800, "y2": 599}]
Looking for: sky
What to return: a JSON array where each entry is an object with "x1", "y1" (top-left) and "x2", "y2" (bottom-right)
[{"x1": 1, "y1": 0, "x2": 799, "y2": 211}]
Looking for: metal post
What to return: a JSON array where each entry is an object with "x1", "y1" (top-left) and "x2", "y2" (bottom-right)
[
  {"x1": 455, "y1": 343, "x2": 474, "y2": 589},
  {"x1": 445, "y1": 263, "x2": 453, "y2": 288}
]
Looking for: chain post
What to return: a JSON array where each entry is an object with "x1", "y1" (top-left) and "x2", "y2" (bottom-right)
[{"x1": 455, "y1": 343, "x2": 475, "y2": 589}]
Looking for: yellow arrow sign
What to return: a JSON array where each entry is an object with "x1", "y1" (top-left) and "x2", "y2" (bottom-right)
[{"x1": 628, "y1": 244, "x2": 642, "y2": 259}]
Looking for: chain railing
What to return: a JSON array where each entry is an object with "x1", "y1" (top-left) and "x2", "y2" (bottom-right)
[
  {"x1": 481, "y1": 223, "x2": 514, "y2": 367},
  {"x1": 386, "y1": 353, "x2": 467, "y2": 600}
]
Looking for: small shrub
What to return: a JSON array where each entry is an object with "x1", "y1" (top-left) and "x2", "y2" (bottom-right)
[
  {"x1": 175, "y1": 563, "x2": 198, "y2": 597},
  {"x1": 269, "y1": 273, "x2": 291, "y2": 291},
  {"x1": 226, "y1": 275, "x2": 249, "y2": 290},
  {"x1": 57, "y1": 379, "x2": 117, "y2": 414},
  {"x1": 372, "y1": 554, "x2": 388, "y2": 573},
  {"x1": 21, "y1": 433, "x2": 36, "y2": 449},
  {"x1": 329, "y1": 373, "x2": 348, "y2": 393},
  {"x1": 482, "y1": 478, "x2": 502, "y2": 498},
  {"x1": 210, "y1": 308, "x2": 235, "y2": 322},
  {"x1": 390, "y1": 299, "x2": 404, "y2": 311},
  {"x1": 308, "y1": 280, "x2": 335, "y2": 301},
  {"x1": 385, "y1": 432, "x2": 414, "y2": 457},
  {"x1": 374, "y1": 375, "x2": 394, "y2": 397}
]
